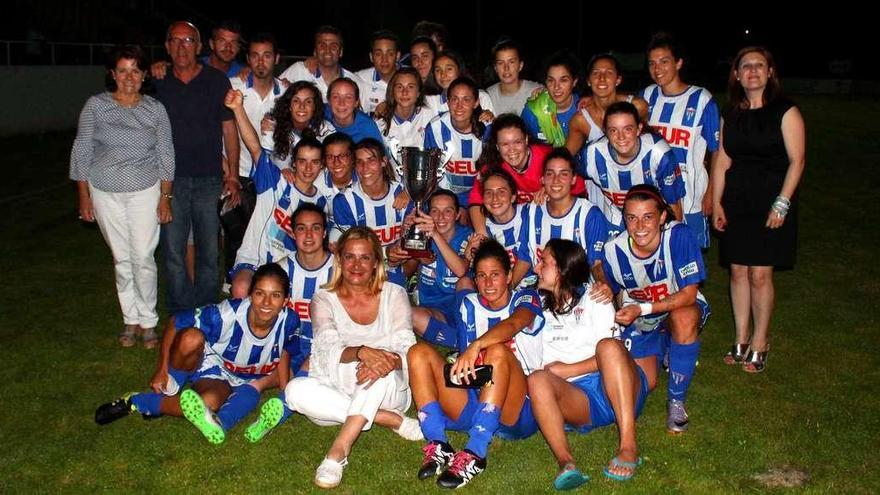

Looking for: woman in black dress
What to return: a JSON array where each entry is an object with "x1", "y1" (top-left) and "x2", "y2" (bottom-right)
[{"x1": 710, "y1": 47, "x2": 806, "y2": 373}]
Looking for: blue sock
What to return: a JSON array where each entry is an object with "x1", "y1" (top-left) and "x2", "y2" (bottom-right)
[
  {"x1": 423, "y1": 317, "x2": 457, "y2": 348},
  {"x1": 464, "y1": 403, "x2": 501, "y2": 458},
  {"x1": 130, "y1": 392, "x2": 163, "y2": 416},
  {"x1": 418, "y1": 401, "x2": 449, "y2": 444},
  {"x1": 216, "y1": 384, "x2": 260, "y2": 430},
  {"x1": 276, "y1": 390, "x2": 294, "y2": 425},
  {"x1": 668, "y1": 340, "x2": 700, "y2": 402}
]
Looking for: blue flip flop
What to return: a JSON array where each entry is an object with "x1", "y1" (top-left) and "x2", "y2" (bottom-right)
[
  {"x1": 603, "y1": 456, "x2": 642, "y2": 481},
  {"x1": 554, "y1": 466, "x2": 590, "y2": 490}
]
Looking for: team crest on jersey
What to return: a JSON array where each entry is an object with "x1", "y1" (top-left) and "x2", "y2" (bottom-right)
[{"x1": 574, "y1": 306, "x2": 584, "y2": 323}]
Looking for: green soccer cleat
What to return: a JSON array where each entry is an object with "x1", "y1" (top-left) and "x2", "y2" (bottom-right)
[
  {"x1": 180, "y1": 389, "x2": 225, "y2": 444},
  {"x1": 244, "y1": 397, "x2": 285, "y2": 443}
]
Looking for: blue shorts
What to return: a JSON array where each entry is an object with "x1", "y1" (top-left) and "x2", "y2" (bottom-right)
[
  {"x1": 624, "y1": 296, "x2": 711, "y2": 358},
  {"x1": 445, "y1": 389, "x2": 538, "y2": 440},
  {"x1": 568, "y1": 367, "x2": 650, "y2": 433},
  {"x1": 684, "y1": 212, "x2": 710, "y2": 249}
]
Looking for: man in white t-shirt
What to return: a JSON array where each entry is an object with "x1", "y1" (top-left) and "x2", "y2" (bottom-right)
[
  {"x1": 279, "y1": 25, "x2": 364, "y2": 102},
  {"x1": 355, "y1": 30, "x2": 400, "y2": 115}
]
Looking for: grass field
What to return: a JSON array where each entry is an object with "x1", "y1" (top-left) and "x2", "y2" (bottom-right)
[{"x1": 1, "y1": 95, "x2": 878, "y2": 493}]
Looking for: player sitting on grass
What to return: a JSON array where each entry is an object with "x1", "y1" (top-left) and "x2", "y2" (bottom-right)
[{"x1": 94, "y1": 263, "x2": 302, "y2": 444}]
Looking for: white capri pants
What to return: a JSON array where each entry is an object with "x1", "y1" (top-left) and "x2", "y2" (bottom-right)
[{"x1": 285, "y1": 362, "x2": 412, "y2": 430}]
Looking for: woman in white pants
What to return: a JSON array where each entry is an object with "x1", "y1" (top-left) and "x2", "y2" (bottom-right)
[
  {"x1": 284, "y1": 226, "x2": 422, "y2": 489},
  {"x1": 70, "y1": 45, "x2": 174, "y2": 348}
]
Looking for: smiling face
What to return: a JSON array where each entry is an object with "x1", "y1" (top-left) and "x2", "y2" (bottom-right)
[
  {"x1": 433, "y1": 55, "x2": 460, "y2": 91},
  {"x1": 329, "y1": 80, "x2": 358, "y2": 124},
  {"x1": 314, "y1": 32, "x2": 343, "y2": 69},
  {"x1": 475, "y1": 256, "x2": 512, "y2": 309},
  {"x1": 647, "y1": 47, "x2": 682, "y2": 89},
  {"x1": 494, "y1": 48, "x2": 524, "y2": 85},
  {"x1": 735, "y1": 51, "x2": 771, "y2": 93},
  {"x1": 542, "y1": 157, "x2": 576, "y2": 202},
  {"x1": 248, "y1": 275, "x2": 288, "y2": 328},
  {"x1": 429, "y1": 194, "x2": 458, "y2": 238},
  {"x1": 587, "y1": 58, "x2": 621, "y2": 98},
  {"x1": 605, "y1": 112, "x2": 642, "y2": 160},
  {"x1": 340, "y1": 238, "x2": 379, "y2": 288},
  {"x1": 354, "y1": 147, "x2": 387, "y2": 191},
  {"x1": 482, "y1": 175, "x2": 515, "y2": 220},
  {"x1": 496, "y1": 126, "x2": 529, "y2": 168},
  {"x1": 545, "y1": 64, "x2": 577, "y2": 108},
  {"x1": 112, "y1": 58, "x2": 144, "y2": 96},
  {"x1": 293, "y1": 210, "x2": 326, "y2": 256},
  {"x1": 324, "y1": 142, "x2": 353, "y2": 184},
  {"x1": 447, "y1": 83, "x2": 478, "y2": 130},
  {"x1": 624, "y1": 198, "x2": 667, "y2": 256},
  {"x1": 289, "y1": 88, "x2": 317, "y2": 129}
]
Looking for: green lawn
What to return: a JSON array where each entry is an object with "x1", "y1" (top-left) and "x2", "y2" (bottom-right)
[{"x1": 1, "y1": 95, "x2": 878, "y2": 493}]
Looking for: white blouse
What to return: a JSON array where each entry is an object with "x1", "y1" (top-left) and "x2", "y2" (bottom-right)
[{"x1": 309, "y1": 282, "x2": 416, "y2": 388}]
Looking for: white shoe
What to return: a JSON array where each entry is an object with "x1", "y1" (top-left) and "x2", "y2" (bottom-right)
[
  {"x1": 315, "y1": 457, "x2": 348, "y2": 489},
  {"x1": 393, "y1": 416, "x2": 425, "y2": 441}
]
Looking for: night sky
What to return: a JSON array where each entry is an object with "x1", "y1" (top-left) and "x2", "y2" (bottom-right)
[{"x1": 7, "y1": 1, "x2": 873, "y2": 89}]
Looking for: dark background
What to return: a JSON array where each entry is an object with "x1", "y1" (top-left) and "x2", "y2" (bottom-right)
[{"x1": 5, "y1": 0, "x2": 871, "y2": 91}]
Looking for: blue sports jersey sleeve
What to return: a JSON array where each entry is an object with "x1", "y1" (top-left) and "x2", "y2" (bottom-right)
[
  {"x1": 700, "y1": 98, "x2": 721, "y2": 152},
  {"x1": 601, "y1": 247, "x2": 623, "y2": 295},
  {"x1": 584, "y1": 206, "x2": 609, "y2": 265},
  {"x1": 174, "y1": 303, "x2": 224, "y2": 344},
  {"x1": 252, "y1": 150, "x2": 282, "y2": 194},
  {"x1": 669, "y1": 224, "x2": 706, "y2": 289},
  {"x1": 511, "y1": 288, "x2": 544, "y2": 336},
  {"x1": 656, "y1": 150, "x2": 686, "y2": 205},
  {"x1": 515, "y1": 205, "x2": 533, "y2": 265}
]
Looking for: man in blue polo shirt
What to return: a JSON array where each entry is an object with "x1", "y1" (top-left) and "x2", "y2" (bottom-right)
[{"x1": 154, "y1": 21, "x2": 241, "y2": 312}]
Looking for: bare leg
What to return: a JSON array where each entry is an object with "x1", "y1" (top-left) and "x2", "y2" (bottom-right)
[
  {"x1": 326, "y1": 415, "x2": 368, "y2": 462},
  {"x1": 730, "y1": 264, "x2": 752, "y2": 345},
  {"x1": 408, "y1": 342, "x2": 469, "y2": 420},
  {"x1": 230, "y1": 269, "x2": 253, "y2": 299},
  {"x1": 411, "y1": 307, "x2": 445, "y2": 338},
  {"x1": 748, "y1": 266, "x2": 775, "y2": 351},
  {"x1": 158, "y1": 328, "x2": 209, "y2": 416},
  {"x1": 480, "y1": 343, "x2": 527, "y2": 425},
  {"x1": 595, "y1": 338, "x2": 641, "y2": 476},
  {"x1": 528, "y1": 370, "x2": 590, "y2": 471}
]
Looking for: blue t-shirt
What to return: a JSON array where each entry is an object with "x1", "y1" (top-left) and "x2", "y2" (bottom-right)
[{"x1": 326, "y1": 109, "x2": 384, "y2": 144}]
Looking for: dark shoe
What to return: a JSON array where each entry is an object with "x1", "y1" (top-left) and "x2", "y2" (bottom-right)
[
  {"x1": 436, "y1": 449, "x2": 486, "y2": 489},
  {"x1": 95, "y1": 394, "x2": 136, "y2": 425},
  {"x1": 418, "y1": 440, "x2": 455, "y2": 480}
]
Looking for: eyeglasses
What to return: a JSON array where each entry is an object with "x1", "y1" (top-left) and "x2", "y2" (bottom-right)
[
  {"x1": 326, "y1": 152, "x2": 351, "y2": 162},
  {"x1": 167, "y1": 37, "x2": 197, "y2": 46}
]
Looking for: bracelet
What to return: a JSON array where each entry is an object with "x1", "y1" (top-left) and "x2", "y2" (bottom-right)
[
  {"x1": 638, "y1": 302, "x2": 653, "y2": 316},
  {"x1": 161, "y1": 192, "x2": 173, "y2": 199},
  {"x1": 355, "y1": 345, "x2": 364, "y2": 361},
  {"x1": 771, "y1": 195, "x2": 790, "y2": 216}
]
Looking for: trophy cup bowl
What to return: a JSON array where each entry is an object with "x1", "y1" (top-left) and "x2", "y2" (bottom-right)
[{"x1": 397, "y1": 147, "x2": 442, "y2": 258}]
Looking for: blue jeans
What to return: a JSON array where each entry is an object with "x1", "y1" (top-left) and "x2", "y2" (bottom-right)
[{"x1": 161, "y1": 176, "x2": 222, "y2": 313}]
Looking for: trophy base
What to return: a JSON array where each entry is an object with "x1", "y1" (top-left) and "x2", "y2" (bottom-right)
[
  {"x1": 403, "y1": 238, "x2": 432, "y2": 259},
  {"x1": 403, "y1": 247, "x2": 433, "y2": 259}
]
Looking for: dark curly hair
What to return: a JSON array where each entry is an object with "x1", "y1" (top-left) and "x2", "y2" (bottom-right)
[{"x1": 270, "y1": 81, "x2": 325, "y2": 162}]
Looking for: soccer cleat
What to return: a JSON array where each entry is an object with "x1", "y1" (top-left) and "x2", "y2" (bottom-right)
[
  {"x1": 436, "y1": 449, "x2": 486, "y2": 489},
  {"x1": 314, "y1": 457, "x2": 348, "y2": 489},
  {"x1": 180, "y1": 389, "x2": 225, "y2": 444},
  {"x1": 244, "y1": 397, "x2": 285, "y2": 443},
  {"x1": 95, "y1": 394, "x2": 137, "y2": 425},
  {"x1": 666, "y1": 399, "x2": 689, "y2": 434},
  {"x1": 418, "y1": 440, "x2": 456, "y2": 480}
]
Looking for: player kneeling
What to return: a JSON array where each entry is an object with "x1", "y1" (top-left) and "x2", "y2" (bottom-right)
[{"x1": 94, "y1": 264, "x2": 301, "y2": 444}]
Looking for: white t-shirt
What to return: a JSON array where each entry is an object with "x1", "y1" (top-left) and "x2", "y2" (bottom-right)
[{"x1": 486, "y1": 79, "x2": 542, "y2": 117}]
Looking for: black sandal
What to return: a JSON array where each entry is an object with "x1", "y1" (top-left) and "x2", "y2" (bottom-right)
[
  {"x1": 742, "y1": 349, "x2": 768, "y2": 373},
  {"x1": 723, "y1": 344, "x2": 749, "y2": 365}
]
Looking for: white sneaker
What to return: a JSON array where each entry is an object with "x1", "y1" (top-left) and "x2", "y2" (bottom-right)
[
  {"x1": 315, "y1": 457, "x2": 348, "y2": 489},
  {"x1": 393, "y1": 415, "x2": 425, "y2": 441}
]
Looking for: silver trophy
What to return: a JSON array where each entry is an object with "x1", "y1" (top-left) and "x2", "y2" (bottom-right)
[{"x1": 390, "y1": 142, "x2": 445, "y2": 257}]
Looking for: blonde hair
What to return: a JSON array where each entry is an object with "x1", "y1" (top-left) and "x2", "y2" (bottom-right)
[{"x1": 323, "y1": 227, "x2": 387, "y2": 294}]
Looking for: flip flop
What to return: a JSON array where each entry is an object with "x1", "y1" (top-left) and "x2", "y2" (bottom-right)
[
  {"x1": 554, "y1": 465, "x2": 589, "y2": 490},
  {"x1": 603, "y1": 456, "x2": 642, "y2": 481}
]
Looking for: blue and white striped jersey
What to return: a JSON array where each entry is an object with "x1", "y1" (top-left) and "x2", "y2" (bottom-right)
[
  {"x1": 639, "y1": 85, "x2": 720, "y2": 214},
  {"x1": 580, "y1": 133, "x2": 685, "y2": 229},
  {"x1": 456, "y1": 287, "x2": 545, "y2": 375},
  {"x1": 518, "y1": 198, "x2": 609, "y2": 268},
  {"x1": 175, "y1": 298, "x2": 301, "y2": 379},
  {"x1": 424, "y1": 112, "x2": 488, "y2": 207},
  {"x1": 235, "y1": 152, "x2": 328, "y2": 269},
  {"x1": 278, "y1": 253, "x2": 334, "y2": 371}
]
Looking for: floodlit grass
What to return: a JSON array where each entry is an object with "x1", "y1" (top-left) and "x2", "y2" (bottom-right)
[{"x1": 1, "y1": 95, "x2": 878, "y2": 493}]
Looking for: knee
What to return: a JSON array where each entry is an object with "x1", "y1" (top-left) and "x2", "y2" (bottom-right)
[
  {"x1": 730, "y1": 265, "x2": 749, "y2": 282},
  {"x1": 482, "y1": 342, "x2": 513, "y2": 365},
  {"x1": 231, "y1": 271, "x2": 253, "y2": 299},
  {"x1": 407, "y1": 341, "x2": 439, "y2": 364},
  {"x1": 597, "y1": 337, "x2": 626, "y2": 358},
  {"x1": 172, "y1": 328, "x2": 205, "y2": 355},
  {"x1": 284, "y1": 377, "x2": 313, "y2": 411},
  {"x1": 748, "y1": 268, "x2": 773, "y2": 288},
  {"x1": 526, "y1": 369, "x2": 551, "y2": 391}
]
